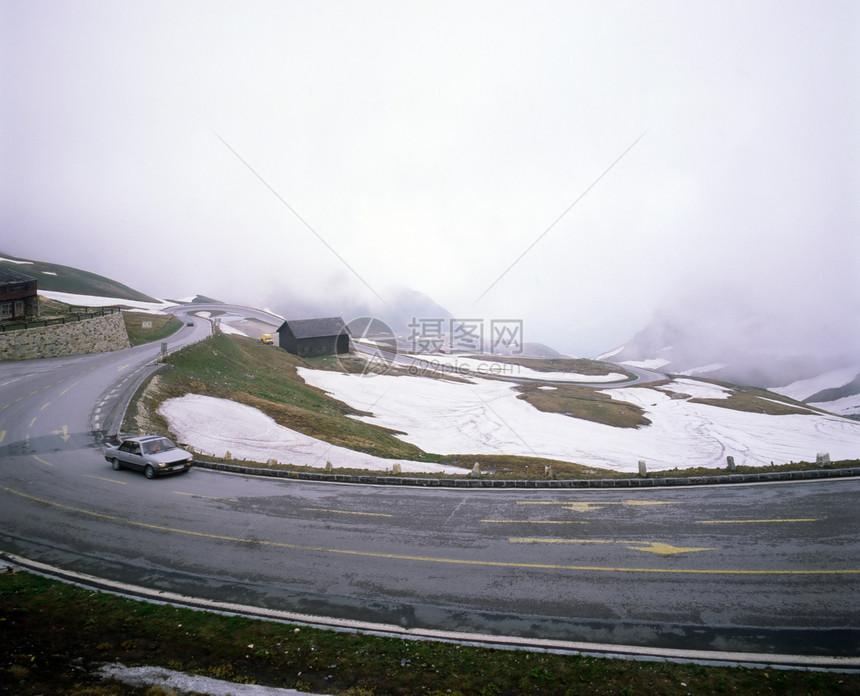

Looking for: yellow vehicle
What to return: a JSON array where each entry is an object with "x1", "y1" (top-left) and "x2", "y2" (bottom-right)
[{"x1": 260, "y1": 334, "x2": 274, "y2": 345}]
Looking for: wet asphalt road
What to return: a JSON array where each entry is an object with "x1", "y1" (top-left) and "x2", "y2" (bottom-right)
[{"x1": 0, "y1": 307, "x2": 858, "y2": 661}]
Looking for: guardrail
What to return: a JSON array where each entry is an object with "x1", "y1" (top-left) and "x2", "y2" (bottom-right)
[
  {"x1": 194, "y1": 461, "x2": 860, "y2": 487},
  {"x1": 0, "y1": 306, "x2": 123, "y2": 332}
]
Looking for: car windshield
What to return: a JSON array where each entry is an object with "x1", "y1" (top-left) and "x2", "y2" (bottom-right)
[{"x1": 142, "y1": 437, "x2": 176, "y2": 454}]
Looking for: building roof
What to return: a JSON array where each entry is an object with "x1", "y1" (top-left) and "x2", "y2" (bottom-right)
[
  {"x1": 0, "y1": 268, "x2": 37, "y2": 287},
  {"x1": 277, "y1": 317, "x2": 349, "y2": 339}
]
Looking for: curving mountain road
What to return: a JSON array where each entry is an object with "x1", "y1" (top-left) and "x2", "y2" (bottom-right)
[{"x1": 1, "y1": 305, "x2": 858, "y2": 667}]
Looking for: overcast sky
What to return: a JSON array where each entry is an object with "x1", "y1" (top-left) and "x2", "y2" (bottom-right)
[{"x1": 2, "y1": 1, "x2": 858, "y2": 356}]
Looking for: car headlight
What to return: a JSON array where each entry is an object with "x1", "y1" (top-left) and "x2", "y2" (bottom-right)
[{"x1": 158, "y1": 462, "x2": 166, "y2": 468}]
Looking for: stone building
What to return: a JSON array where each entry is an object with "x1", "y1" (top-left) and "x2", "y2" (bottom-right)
[{"x1": 0, "y1": 269, "x2": 39, "y2": 322}]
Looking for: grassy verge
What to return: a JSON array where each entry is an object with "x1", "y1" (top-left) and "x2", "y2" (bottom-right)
[
  {"x1": 126, "y1": 332, "x2": 433, "y2": 462},
  {"x1": 122, "y1": 311, "x2": 184, "y2": 346},
  {"x1": 3, "y1": 570, "x2": 856, "y2": 696},
  {"x1": 38, "y1": 295, "x2": 76, "y2": 316}
]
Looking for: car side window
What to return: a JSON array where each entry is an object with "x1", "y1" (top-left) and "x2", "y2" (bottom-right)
[
  {"x1": 119, "y1": 441, "x2": 133, "y2": 452},
  {"x1": 131, "y1": 444, "x2": 141, "y2": 455}
]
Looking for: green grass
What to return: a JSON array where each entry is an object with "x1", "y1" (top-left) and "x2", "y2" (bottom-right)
[
  {"x1": 130, "y1": 332, "x2": 433, "y2": 462},
  {"x1": 679, "y1": 378, "x2": 825, "y2": 416},
  {"x1": 515, "y1": 383, "x2": 651, "y2": 429},
  {"x1": 122, "y1": 311, "x2": 184, "y2": 346},
  {"x1": 37, "y1": 295, "x2": 76, "y2": 317},
  {"x1": 1, "y1": 252, "x2": 159, "y2": 302},
  {"x1": 2, "y1": 570, "x2": 856, "y2": 696}
]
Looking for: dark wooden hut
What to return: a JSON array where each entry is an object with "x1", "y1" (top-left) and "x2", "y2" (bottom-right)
[{"x1": 276, "y1": 317, "x2": 350, "y2": 357}]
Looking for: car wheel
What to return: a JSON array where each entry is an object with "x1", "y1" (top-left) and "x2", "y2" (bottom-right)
[
  {"x1": 111, "y1": 458, "x2": 121, "y2": 471},
  {"x1": 144, "y1": 465, "x2": 155, "y2": 479}
]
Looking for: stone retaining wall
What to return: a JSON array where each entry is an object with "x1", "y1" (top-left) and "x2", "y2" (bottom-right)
[{"x1": 0, "y1": 312, "x2": 131, "y2": 360}]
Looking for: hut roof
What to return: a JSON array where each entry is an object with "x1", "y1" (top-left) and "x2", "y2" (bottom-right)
[
  {"x1": 278, "y1": 317, "x2": 348, "y2": 339},
  {"x1": 0, "y1": 268, "x2": 37, "y2": 287}
]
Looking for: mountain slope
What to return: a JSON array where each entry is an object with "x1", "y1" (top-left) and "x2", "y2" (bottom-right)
[
  {"x1": 0, "y1": 251, "x2": 160, "y2": 303},
  {"x1": 603, "y1": 292, "x2": 860, "y2": 418}
]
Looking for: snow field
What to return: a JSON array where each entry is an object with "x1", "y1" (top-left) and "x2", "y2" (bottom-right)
[
  {"x1": 294, "y1": 369, "x2": 860, "y2": 472},
  {"x1": 158, "y1": 394, "x2": 465, "y2": 475}
]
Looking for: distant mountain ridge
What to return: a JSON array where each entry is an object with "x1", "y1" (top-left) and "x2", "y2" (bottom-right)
[{"x1": 604, "y1": 294, "x2": 860, "y2": 419}]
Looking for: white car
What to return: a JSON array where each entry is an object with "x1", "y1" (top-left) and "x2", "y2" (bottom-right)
[{"x1": 104, "y1": 435, "x2": 193, "y2": 479}]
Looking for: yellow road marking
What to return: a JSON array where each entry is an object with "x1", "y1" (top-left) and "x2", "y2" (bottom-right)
[
  {"x1": 51, "y1": 425, "x2": 71, "y2": 442},
  {"x1": 698, "y1": 519, "x2": 817, "y2": 524},
  {"x1": 117, "y1": 364, "x2": 130, "y2": 372},
  {"x1": 86, "y1": 475, "x2": 126, "y2": 485},
  {"x1": 510, "y1": 538, "x2": 714, "y2": 555},
  {"x1": 32, "y1": 456, "x2": 53, "y2": 467},
  {"x1": 60, "y1": 383, "x2": 78, "y2": 395},
  {"x1": 0, "y1": 430, "x2": 5, "y2": 444},
  {"x1": 174, "y1": 491, "x2": 237, "y2": 502},
  {"x1": 2, "y1": 403, "x2": 9, "y2": 410},
  {"x1": 30, "y1": 390, "x2": 39, "y2": 396},
  {"x1": 15, "y1": 396, "x2": 24, "y2": 402},
  {"x1": 482, "y1": 519, "x2": 587, "y2": 525},
  {"x1": 29, "y1": 417, "x2": 37, "y2": 427},
  {"x1": 302, "y1": 507, "x2": 393, "y2": 518},
  {"x1": 40, "y1": 402, "x2": 50, "y2": 411},
  {"x1": 517, "y1": 500, "x2": 678, "y2": 513},
  {"x1": 2, "y1": 486, "x2": 856, "y2": 576}
]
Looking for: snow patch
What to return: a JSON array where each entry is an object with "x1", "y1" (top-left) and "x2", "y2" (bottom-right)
[
  {"x1": 594, "y1": 345, "x2": 624, "y2": 360},
  {"x1": 0, "y1": 257, "x2": 33, "y2": 265},
  {"x1": 404, "y1": 353, "x2": 628, "y2": 383},
  {"x1": 38, "y1": 289, "x2": 176, "y2": 312},
  {"x1": 810, "y1": 393, "x2": 860, "y2": 418},
  {"x1": 621, "y1": 358, "x2": 670, "y2": 370},
  {"x1": 220, "y1": 323, "x2": 248, "y2": 337},
  {"x1": 773, "y1": 366, "x2": 860, "y2": 402},
  {"x1": 96, "y1": 663, "x2": 322, "y2": 696},
  {"x1": 158, "y1": 394, "x2": 466, "y2": 474},
  {"x1": 677, "y1": 363, "x2": 729, "y2": 376},
  {"x1": 658, "y1": 378, "x2": 731, "y2": 400}
]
